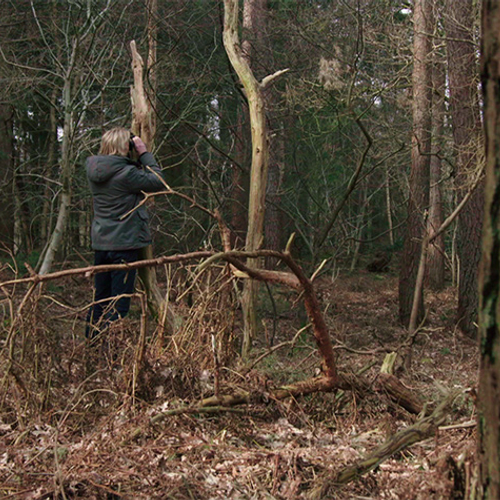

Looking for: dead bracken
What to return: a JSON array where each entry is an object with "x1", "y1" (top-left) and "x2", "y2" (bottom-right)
[{"x1": 0, "y1": 264, "x2": 477, "y2": 499}]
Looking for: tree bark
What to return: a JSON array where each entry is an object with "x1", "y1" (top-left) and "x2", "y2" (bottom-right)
[
  {"x1": 146, "y1": 0, "x2": 157, "y2": 147},
  {"x1": 399, "y1": 0, "x2": 432, "y2": 326},
  {"x1": 130, "y1": 41, "x2": 157, "y2": 298},
  {"x1": 478, "y1": 2, "x2": 500, "y2": 495},
  {"x1": 39, "y1": 76, "x2": 73, "y2": 275},
  {"x1": 0, "y1": 104, "x2": 14, "y2": 251},
  {"x1": 41, "y1": 87, "x2": 59, "y2": 244},
  {"x1": 223, "y1": 0, "x2": 270, "y2": 359},
  {"x1": 265, "y1": 121, "x2": 285, "y2": 269},
  {"x1": 444, "y1": 0, "x2": 484, "y2": 337},
  {"x1": 130, "y1": 39, "x2": 175, "y2": 335},
  {"x1": 426, "y1": 24, "x2": 446, "y2": 290}
]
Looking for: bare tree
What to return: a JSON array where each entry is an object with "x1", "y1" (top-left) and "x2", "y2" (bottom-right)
[
  {"x1": 223, "y1": 0, "x2": 287, "y2": 358},
  {"x1": 32, "y1": 1, "x2": 126, "y2": 274}
]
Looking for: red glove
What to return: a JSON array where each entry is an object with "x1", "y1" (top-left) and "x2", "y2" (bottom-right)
[{"x1": 132, "y1": 136, "x2": 147, "y2": 156}]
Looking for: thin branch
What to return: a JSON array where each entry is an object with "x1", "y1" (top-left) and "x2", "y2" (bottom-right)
[{"x1": 0, "y1": 251, "x2": 215, "y2": 288}]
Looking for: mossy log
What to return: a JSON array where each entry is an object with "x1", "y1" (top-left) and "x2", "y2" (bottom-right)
[{"x1": 313, "y1": 394, "x2": 453, "y2": 492}]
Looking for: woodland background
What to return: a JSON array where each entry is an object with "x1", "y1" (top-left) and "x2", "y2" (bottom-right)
[{"x1": 0, "y1": 0, "x2": 499, "y2": 499}]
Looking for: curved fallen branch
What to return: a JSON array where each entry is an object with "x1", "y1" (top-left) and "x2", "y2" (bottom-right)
[
  {"x1": 3, "y1": 245, "x2": 429, "y2": 419},
  {"x1": 0, "y1": 251, "x2": 215, "y2": 288}
]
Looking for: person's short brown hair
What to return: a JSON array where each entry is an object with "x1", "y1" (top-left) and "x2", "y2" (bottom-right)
[{"x1": 99, "y1": 127, "x2": 130, "y2": 156}]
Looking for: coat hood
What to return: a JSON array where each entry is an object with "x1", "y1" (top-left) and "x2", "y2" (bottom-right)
[{"x1": 86, "y1": 155, "x2": 128, "y2": 183}]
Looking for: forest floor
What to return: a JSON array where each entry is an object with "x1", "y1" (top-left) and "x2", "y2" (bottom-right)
[{"x1": 0, "y1": 266, "x2": 478, "y2": 499}]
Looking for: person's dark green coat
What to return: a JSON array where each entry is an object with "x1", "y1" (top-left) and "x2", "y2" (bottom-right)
[{"x1": 86, "y1": 151, "x2": 164, "y2": 251}]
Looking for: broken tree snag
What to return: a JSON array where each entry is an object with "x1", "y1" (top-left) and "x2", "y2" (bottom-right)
[
  {"x1": 130, "y1": 40, "x2": 153, "y2": 144},
  {"x1": 222, "y1": 0, "x2": 288, "y2": 360},
  {"x1": 129, "y1": 39, "x2": 171, "y2": 330}
]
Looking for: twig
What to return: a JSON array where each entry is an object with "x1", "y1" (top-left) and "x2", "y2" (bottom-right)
[
  {"x1": 439, "y1": 420, "x2": 476, "y2": 431},
  {"x1": 151, "y1": 405, "x2": 246, "y2": 422}
]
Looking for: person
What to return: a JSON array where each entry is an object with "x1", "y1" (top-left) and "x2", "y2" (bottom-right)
[{"x1": 85, "y1": 127, "x2": 165, "y2": 339}]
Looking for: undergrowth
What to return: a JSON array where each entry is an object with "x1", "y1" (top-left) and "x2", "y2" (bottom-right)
[{"x1": 0, "y1": 265, "x2": 478, "y2": 499}]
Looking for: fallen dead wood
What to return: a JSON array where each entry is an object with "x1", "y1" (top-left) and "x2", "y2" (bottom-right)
[
  {"x1": 198, "y1": 375, "x2": 338, "y2": 409},
  {"x1": 335, "y1": 370, "x2": 423, "y2": 416},
  {"x1": 0, "y1": 251, "x2": 215, "y2": 287},
  {"x1": 309, "y1": 393, "x2": 454, "y2": 496},
  {"x1": 150, "y1": 405, "x2": 246, "y2": 422},
  {"x1": 375, "y1": 372, "x2": 424, "y2": 415},
  {"x1": 3, "y1": 244, "x2": 428, "y2": 421},
  {"x1": 145, "y1": 376, "x2": 340, "y2": 429},
  {"x1": 149, "y1": 371, "x2": 423, "y2": 418}
]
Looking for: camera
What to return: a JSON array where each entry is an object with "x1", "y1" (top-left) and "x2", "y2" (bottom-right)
[{"x1": 129, "y1": 132, "x2": 136, "y2": 153}]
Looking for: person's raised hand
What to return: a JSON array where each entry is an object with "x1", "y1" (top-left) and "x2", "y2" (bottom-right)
[{"x1": 132, "y1": 136, "x2": 147, "y2": 156}]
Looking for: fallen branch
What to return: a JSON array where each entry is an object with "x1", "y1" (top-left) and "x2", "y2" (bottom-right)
[
  {"x1": 310, "y1": 393, "x2": 455, "y2": 495},
  {"x1": 199, "y1": 375, "x2": 338, "y2": 409},
  {"x1": 3, "y1": 245, "x2": 430, "y2": 419},
  {"x1": 375, "y1": 373, "x2": 423, "y2": 415},
  {"x1": 0, "y1": 251, "x2": 215, "y2": 288}
]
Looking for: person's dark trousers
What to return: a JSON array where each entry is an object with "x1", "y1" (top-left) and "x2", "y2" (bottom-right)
[{"x1": 85, "y1": 249, "x2": 139, "y2": 339}]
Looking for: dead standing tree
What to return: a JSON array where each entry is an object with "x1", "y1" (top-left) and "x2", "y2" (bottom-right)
[
  {"x1": 129, "y1": 39, "x2": 174, "y2": 334},
  {"x1": 222, "y1": 0, "x2": 288, "y2": 360}
]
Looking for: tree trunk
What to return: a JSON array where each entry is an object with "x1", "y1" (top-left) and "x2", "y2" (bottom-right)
[
  {"x1": 398, "y1": 0, "x2": 432, "y2": 326},
  {"x1": 478, "y1": 2, "x2": 500, "y2": 495},
  {"x1": 146, "y1": 0, "x2": 157, "y2": 147},
  {"x1": 385, "y1": 166, "x2": 394, "y2": 247},
  {"x1": 444, "y1": 0, "x2": 484, "y2": 338},
  {"x1": 130, "y1": 39, "x2": 174, "y2": 334},
  {"x1": 39, "y1": 78, "x2": 73, "y2": 275},
  {"x1": 130, "y1": 37, "x2": 156, "y2": 298},
  {"x1": 41, "y1": 87, "x2": 59, "y2": 244},
  {"x1": 265, "y1": 119, "x2": 285, "y2": 269},
  {"x1": 230, "y1": 106, "x2": 249, "y2": 249},
  {"x1": 0, "y1": 105, "x2": 15, "y2": 252},
  {"x1": 223, "y1": 0, "x2": 270, "y2": 359},
  {"x1": 426, "y1": 31, "x2": 446, "y2": 291}
]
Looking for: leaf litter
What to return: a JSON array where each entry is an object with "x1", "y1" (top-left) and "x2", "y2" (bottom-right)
[{"x1": 0, "y1": 271, "x2": 477, "y2": 499}]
